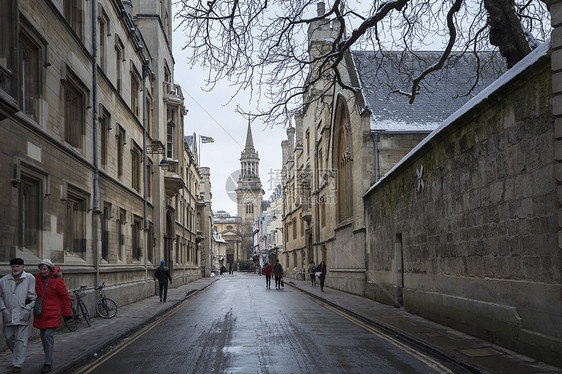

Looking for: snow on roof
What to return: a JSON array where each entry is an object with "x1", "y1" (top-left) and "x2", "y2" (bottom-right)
[
  {"x1": 351, "y1": 50, "x2": 505, "y2": 133},
  {"x1": 363, "y1": 40, "x2": 551, "y2": 197}
]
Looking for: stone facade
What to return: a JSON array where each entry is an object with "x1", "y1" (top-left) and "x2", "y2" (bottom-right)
[
  {"x1": 364, "y1": 42, "x2": 561, "y2": 365},
  {"x1": 213, "y1": 211, "x2": 244, "y2": 267},
  {"x1": 0, "y1": 0, "x2": 211, "y2": 349},
  {"x1": 279, "y1": 3, "x2": 501, "y2": 294}
]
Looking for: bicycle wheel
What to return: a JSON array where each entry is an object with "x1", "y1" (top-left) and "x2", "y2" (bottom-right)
[
  {"x1": 64, "y1": 307, "x2": 78, "y2": 332},
  {"x1": 296, "y1": 273, "x2": 303, "y2": 281},
  {"x1": 96, "y1": 298, "x2": 117, "y2": 319},
  {"x1": 79, "y1": 300, "x2": 92, "y2": 326}
]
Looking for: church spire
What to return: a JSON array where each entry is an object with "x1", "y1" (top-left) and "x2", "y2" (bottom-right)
[{"x1": 245, "y1": 120, "x2": 254, "y2": 150}]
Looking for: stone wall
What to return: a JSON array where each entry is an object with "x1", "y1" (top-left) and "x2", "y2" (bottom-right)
[{"x1": 364, "y1": 44, "x2": 562, "y2": 366}]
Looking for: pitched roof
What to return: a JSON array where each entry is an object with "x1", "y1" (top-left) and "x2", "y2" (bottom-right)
[{"x1": 351, "y1": 51, "x2": 505, "y2": 132}]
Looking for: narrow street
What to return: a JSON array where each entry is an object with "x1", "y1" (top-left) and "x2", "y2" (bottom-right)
[{"x1": 75, "y1": 274, "x2": 467, "y2": 374}]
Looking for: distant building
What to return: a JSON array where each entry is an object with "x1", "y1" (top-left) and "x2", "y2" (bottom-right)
[
  {"x1": 236, "y1": 123, "x2": 265, "y2": 260},
  {"x1": 213, "y1": 210, "x2": 243, "y2": 267}
]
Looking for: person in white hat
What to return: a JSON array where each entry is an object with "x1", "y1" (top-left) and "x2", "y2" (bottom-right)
[{"x1": 0, "y1": 258, "x2": 36, "y2": 373}]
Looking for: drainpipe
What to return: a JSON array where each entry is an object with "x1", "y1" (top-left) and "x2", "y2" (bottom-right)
[
  {"x1": 92, "y1": 0, "x2": 100, "y2": 288},
  {"x1": 142, "y1": 62, "x2": 149, "y2": 283},
  {"x1": 314, "y1": 140, "x2": 320, "y2": 262}
]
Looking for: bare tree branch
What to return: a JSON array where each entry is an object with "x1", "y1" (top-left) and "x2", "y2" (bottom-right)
[{"x1": 174, "y1": 0, "x2": 551, "y2": 126}]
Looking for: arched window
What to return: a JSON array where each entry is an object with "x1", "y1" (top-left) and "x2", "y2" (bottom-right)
[{"x1": 334, "y1": 98, "x2": 353, "y2": 222}]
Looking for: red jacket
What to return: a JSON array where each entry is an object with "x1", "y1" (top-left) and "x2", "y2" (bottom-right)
[
  {"x1": 263, "y1": 265, "x2": 273, "y2": 277},
  {"x1": 33, "y1": 266, "x2": 72, "y2": 330}
]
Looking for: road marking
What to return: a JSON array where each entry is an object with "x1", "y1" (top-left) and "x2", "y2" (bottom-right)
[
  {"x1": 293, "y1": 288, "x2": 454, "y2": 374},
  {"x1": 75, "y1": 292, "x2": 204, "y2": 374}
]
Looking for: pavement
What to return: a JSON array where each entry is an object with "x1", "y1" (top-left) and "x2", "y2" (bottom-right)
[{"x1": 0, "y1": 273, "x2": 560, "y2": 374}]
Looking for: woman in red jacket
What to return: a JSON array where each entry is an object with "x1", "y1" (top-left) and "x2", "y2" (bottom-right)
[
  {"x1": 33, "y1": 259, "x2": 72, "y2": 373},
  {"x1": 263, "y1": 263, "x2": 273, "y2": 289}
]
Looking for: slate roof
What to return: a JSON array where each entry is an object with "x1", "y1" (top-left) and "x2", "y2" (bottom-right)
[{"x1": 351, "y1": 51, "x2": 505, "y2": 132}]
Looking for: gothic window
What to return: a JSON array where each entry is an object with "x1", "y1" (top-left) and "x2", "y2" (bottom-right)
[
  {"x1": 115, "y1": 36, "x2": 124, "y2": 94},
  {"x1": 334, "y1": 99, "x2": 353, "y2": 222},
  {"x1": 64, "y1": 71, "x2": 86, "y2": 150},
  {"x1": 0, "y1": 0, "x2": 17, "y2": 98},
  {"x1": 131, "y1": 143, "x2": 142, "y2": 192},
  {"x1": 117, "y1": 208, "x2": 126, "y2": 261},
  {"x1": 99, "y1": 107, "x2": 110, "y2": 168},
  {"x1": 18, "y1": 173, "x2": 42, "y2": 257},
  {"x1": 146, "y1": 93, "x2": 153, "y2": 136},
  {"x1": 117, "y1": 126, "x2": 125, "y2": 179},
  {"x1": 98, "y1": 7, "x2": 110, "y2": 71},
  {"x1": 132, "y1": 216, "x2": 142, "y2": 261},
  {"x1": 19, "y1": 26, "x2": 43, "y2": 122},
  {"x1": 292, "y1": 218, "x2": 297, "y2": 240},
  {"x1": 102, "y1": 203, "x2": 111, "y2": 262},
  {"x1": 167, "y1": 121, "x2": 175, "y2": 159},
  {"x1": 130, "y1": 69, "x2": 140, "y2": 116},
  {"x1": 320, "y1": 195, "x2": 326, "y2": 227},
  {"x1": 147, "y1": 223, "x2": 154, "y2": 263},
  {"x1": 246, "y1": 203, "x2": 253, "y2": 214},
  {"x1": 64, "y1": 187, "x2": 87, "y2": 259},
  {"x1": 146, "y1": 160, "x2": 152, "y2": 199},
  {"x1": 64, "y1": 0, "x2": 83, "y2": 39}
]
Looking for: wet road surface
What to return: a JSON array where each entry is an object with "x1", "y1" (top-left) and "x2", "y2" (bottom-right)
[{"x1": 76, "y1": 274, "x2": 468, "y2": 374}]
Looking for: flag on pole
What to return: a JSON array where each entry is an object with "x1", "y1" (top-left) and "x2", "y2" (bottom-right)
[{"x1": 201, "y1": 135, "x2": 214, "y2": 143}]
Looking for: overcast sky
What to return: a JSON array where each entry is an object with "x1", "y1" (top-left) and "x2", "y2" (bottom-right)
[{"x1": 171, "y1": 24, "x2": 287, "y2": 216}]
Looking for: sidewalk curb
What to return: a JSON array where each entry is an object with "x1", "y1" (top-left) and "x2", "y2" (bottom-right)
[
  {"x1": 287, "y1": 281, "x2": 482, "y2": 374},
  {"x1": 58, "y1": 279, "x2": 218, "y2": 374}
]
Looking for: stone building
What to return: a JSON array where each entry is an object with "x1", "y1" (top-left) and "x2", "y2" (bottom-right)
[
  {"x1": 280, "y1": 3, "x2": 503, "y2": 289},
  {"x1": 213, "y1": 210, "x2": 243, "y2": 268},
  {"x1": 0, "y1": 0, "x2": 210, "y2": 338},
  {"x1": 364, "y1": 41, "x2": 561, "y2": 366}
]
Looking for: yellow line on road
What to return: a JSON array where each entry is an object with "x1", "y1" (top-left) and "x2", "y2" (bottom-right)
[
  {"x1": 75, "y1": 292, "x2": 203, "y2": 374},
  {"x1": 293, "y1": 288, "x2": 453, "y2": 374}
]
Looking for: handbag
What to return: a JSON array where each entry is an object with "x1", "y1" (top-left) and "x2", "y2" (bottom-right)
[
  {"x1": 34, "y1": 277, "x2": 50, "y2": 316},
  {"x1": 315, "y1": 271, "x2": 322, "y2": 277}
]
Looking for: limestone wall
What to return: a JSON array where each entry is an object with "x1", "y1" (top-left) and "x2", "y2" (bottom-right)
[{"x1": 364, "y1": 44, "x2": 562, "y2": 365}]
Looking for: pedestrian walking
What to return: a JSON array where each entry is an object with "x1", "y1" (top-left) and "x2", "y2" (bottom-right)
[
  {"x1": 307, "y1": 261, "x2": 317, "y2": 286},
  {"x1": 33, "y1": 259, "x2": 72, "y2": 373},
  {"x1": 273, "y1": 259, "x2": 283, "y2": 289},
  {"x1": 317, "y1": 261, "x2": 327, "y2": 292},
  {"x1": 154, "y1": 260, "x2": 172, "y2": 302},
  {"x1": 263, "y1": 263, "x2": 273, "y2": 289},
  {"x1": 0, "y1": 258, "x2": 36, "y2": 373}
]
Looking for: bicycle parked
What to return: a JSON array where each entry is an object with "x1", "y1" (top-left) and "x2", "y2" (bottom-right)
[
  {"x1": 64, "y1": 285, "x2": 91, "y2": 331},
  {"x1": 95, "y1": 282, "x2": 118, "y2": 319}
]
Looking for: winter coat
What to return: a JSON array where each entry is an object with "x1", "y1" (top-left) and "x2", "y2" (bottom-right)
[
  {"x1": 317, "y1": 263, "x2": 327, "y2": 279},
  {"x1": 154, "y1": 266, "x2": 172, "y2": 284},
  {"x1": 0, "y1": 271, "x2": 36, "y2": 326},
  {"x1": 33, "y1": 266, "x2": 72, "y2": 330},
  {"x1": 273, "y1": 263, "x2": 283, "y2": 277},
  {"x1": 307, "y1": 264, "x2": 316, "y2": 275},
  {"x1": 263, "y1": 265, "x2": 273, "y2": 277}
]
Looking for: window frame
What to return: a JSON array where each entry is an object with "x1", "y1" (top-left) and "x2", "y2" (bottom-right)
[{"x1": 63, "y1": 68, "x2": 88, "y2": 150}]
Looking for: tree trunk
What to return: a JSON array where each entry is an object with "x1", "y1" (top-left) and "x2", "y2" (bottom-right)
[{"x1": 484, "y1": 0, "x2": 531, "y2": 68}]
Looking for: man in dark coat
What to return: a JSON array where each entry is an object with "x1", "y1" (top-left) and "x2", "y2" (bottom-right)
[
  {"x1": 154, "y1": 260, "x2": 172, "y2": 302},
  {"x1": 273, "y1": 259, "x2": 283, "y2": 289}
]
